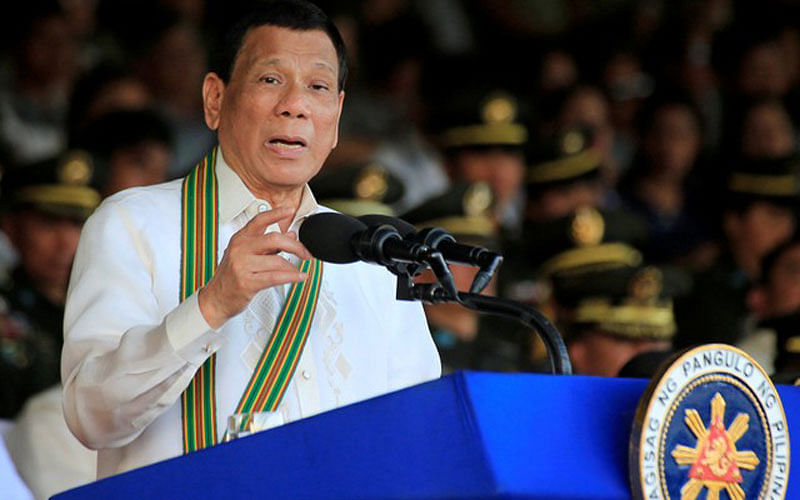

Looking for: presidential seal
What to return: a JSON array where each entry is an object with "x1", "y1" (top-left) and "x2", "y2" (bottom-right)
[{"x1": 630, "y1": 344, "x2": 790, "y2": 500}]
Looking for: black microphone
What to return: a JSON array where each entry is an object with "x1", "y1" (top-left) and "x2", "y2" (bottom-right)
[
  {"x1": 357, "y1": 214, "x2": 502, "y2": 293},
  {"x1": 299, "y1": 212, "x2": 427, "y2": 265},
  {"x1": 300, "y1": 212, "x2": 459, "y2": 298}
]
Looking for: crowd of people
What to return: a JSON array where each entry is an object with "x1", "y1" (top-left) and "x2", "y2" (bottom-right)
[{"x1": 0, "y1": 0, "x2": 799, "y2": 497}]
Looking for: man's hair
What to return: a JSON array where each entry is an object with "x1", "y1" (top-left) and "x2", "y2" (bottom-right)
[{"x1": 210, "y1": 0, "x2": 348, "y2": 91}]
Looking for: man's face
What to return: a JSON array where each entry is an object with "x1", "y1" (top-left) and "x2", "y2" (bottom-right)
[
  {"x1": 205, "y1": 26, "x2": 344, "y2": 192},
  {"x1": 105, "y1": 142, "x2": 172, "y2": 196},
  {"x1": 4, "y1": 210, "x2": 82, "y2": 298},
  {"x1": 763, "y1": 244, "x2": 800, "y2": 317},
  {"x1": 727, "y1": 202, "x2": 796, "y2": 262},
  {"x1": 452, "y1": 150, "x2": 525, "y2": 208}
]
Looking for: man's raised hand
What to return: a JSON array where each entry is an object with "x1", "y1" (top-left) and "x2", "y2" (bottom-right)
[{"x1": 198, "y1": 207, "x2": 313, "y2": 329}]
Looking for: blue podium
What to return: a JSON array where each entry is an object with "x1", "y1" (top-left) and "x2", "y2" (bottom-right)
[{"x1": 53, "y1": 372, "x2": 800, "y2": 500}]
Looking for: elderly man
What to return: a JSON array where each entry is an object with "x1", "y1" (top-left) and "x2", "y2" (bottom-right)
[{"x1": 62, "y1": 0, "x2": 440, "y2": 479}]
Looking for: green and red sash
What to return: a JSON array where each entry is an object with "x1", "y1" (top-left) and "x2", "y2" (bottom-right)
[{"x1": 179, "y1": 148, "x2": 323, "y2": 453}]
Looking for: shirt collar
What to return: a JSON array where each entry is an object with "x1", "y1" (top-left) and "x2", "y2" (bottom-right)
[{"x1": 216, "y1": 146, "x2": 322, "y2": 224}]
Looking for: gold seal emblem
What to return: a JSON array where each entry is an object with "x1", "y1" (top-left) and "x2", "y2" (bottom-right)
[
  {"x1": 629, "y1": 267, "x2": 663, "y2": 303},
  {"x1": 354, "y1": 164, "x2": 388, "y2": 201},
  {"x1": 570, "y1": 206, "x2": 605, "y2": 246},
  {"x1": 481, "y1": 93, "x2": 516, "y2": 124},
  {"x1": 462, "y1": 182, "x2": 492, "y2": 216},
  {"x1": 58, "y1": 151, "x2": 93, "y2": 186},
  {"x1": 561, "y1": 130, "x2": 585, "y2": 155},
  {"x1": 671, "y1": 393, "x2": 759, "y2": 500}
]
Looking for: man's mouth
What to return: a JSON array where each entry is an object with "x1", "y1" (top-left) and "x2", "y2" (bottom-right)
[{"x1": 268, "y1": 137, "x2": 307, "y2": 150}]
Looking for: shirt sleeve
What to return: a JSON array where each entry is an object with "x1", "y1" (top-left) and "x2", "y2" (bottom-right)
[{"x1": 61, "y1": 197, "x2": 224, "y2": 450}]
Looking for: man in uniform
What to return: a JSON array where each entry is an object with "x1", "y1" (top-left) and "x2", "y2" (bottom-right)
[
  {"x1": 62, "y1": 0, "x2": 440, "y2": 479},
  {"x1": 0, "y1": 152, "x2": 100, "y2": 418},
  {"x1": 674, "y1": 154, "x2": 800, "y2": 348}
]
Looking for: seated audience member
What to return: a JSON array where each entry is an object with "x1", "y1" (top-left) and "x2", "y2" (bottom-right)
[
  {"x1": 674, "y1": 154, "x2": 800, "y2": 348},
  {"x1": 0, "y1": 153, "x2": 101, "y2": 418},
  {"x1": 524, "y1": 127, "x2": 606, "y2": 224},
  {"x1": 738, "y1": 98, "x2": 797, "y2": 159},
  {"x1": 309, "y1": 161, "x2": 404, "y2": 217},
  {"x1": 66, "y1": 62, "x2": 153, "y2": 145},
  {"x1": 403, "y1": 183, "x2": 526, "y2": 373},
  {"x1": 557, "y1": 265, "x2": 679, "y2": 377},
  {"x1": 618, "y1": 93, "x2": 715, "y2": 264},
  {"x1": 73, "y1": 108, "x2": 174, "y2": 196},
  {"x1": 556, "y1": 85, "x2": 618, "y2": 190},
  {"x1": 742, "y1": 233, "x2": 800, "y2": 374},
  {"x1": 0, "y1": 1, "x2": 80, "y2": 165},
  {"x1": 433, "y1": 89, "x2": 528, "y2": 233}
]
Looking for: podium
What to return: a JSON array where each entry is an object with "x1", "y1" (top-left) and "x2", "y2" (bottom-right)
[{"x1": 53, "y1": 372, "x2": 800, "y2": 500}]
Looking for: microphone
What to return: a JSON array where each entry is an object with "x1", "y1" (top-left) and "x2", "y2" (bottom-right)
[
  {"x1": 300, "y1": 212, "x2": 459, "y2": 298},
  {"x1": 299, "y1": 212, "x2": 422, "y2": 265},
  {"x1": 357, "y1": 214, "x2": 503, "y2": 293}
]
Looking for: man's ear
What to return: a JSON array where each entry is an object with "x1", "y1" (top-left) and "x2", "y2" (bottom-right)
[{"x1": 202, "y1": 72, "x2": 226, "y2": 131}]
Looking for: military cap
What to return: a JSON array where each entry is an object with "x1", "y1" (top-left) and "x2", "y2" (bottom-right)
[
  {"x1": 401, "y1": 182, "x2": 497, "y2": 242},
  {"x1": 310, "y1": 162, "x2": 404, "y2": 217},
  {"x1": 521, "y1": 206, "x2": 648, "y2": 275},
  {"x1": 434, "y1": 89, "x2": 528, "y2": 151},
  {"x1": 726, "y1": 153, "x2": 800, "y2": 208},
  {"x1": 565, "y1": 265, "x2": 679, "y2": 341},
  {"x1": 1, "y1": 151, "x2": 101, "y2": 220},
  {"x1": 526, "y1": 126, "x2": 601, "y2": 192}
]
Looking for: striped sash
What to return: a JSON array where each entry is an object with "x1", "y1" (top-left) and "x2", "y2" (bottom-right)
[{"x1": 179, "y1": 149, "x2": 323, "y2": 453}]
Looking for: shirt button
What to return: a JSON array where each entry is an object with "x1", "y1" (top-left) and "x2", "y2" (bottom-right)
[
  {"x1": 258, "y1": 204, "x2": 268, "y2": 213},
  {"x1": 301, "y1": 370, "x2": 311, "y2": 380},
  {"x1": 203, "y1": 343, "x2": 213, "y2": 353}
]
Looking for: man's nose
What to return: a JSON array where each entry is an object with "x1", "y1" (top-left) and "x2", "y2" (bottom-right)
[{"x1": 276, "y1": 82, "x2": 310, "y2": 118}]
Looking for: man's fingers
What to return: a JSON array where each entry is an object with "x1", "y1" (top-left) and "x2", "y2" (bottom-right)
[
  {"x1": 241, "y1": 206, "x2": 294, "y2": 235},
  {"x1": 246, "y1": 231, "x2": 313, "y2": 260},
  {"x1": 244, "y1": 253, "x2": 305, "y2": 274},
  {"x1": 251, "y1": 270, "x2": 308, "y2": 289}
]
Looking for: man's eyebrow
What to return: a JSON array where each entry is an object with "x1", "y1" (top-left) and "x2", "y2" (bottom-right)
[{"x1": 251, "y1": 58, "x2": 336, "y2": 76}]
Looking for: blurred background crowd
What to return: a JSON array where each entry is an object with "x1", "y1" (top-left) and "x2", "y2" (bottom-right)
[{"x1": 1, "y1": 0, "x2": 800, "y2": 497}]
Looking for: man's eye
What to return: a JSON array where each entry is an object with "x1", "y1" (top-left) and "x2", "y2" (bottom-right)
[
  {"x1": 311, "y1": 83, "x2": 330, "y2": 91},
  {"x1": 260, "y1": 76, "x2": 279, "y2": 84}
]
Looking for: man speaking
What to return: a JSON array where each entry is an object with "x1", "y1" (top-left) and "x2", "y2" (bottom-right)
[{"x1": 62, "y1": 0, "x2": 440, "y2": 478}]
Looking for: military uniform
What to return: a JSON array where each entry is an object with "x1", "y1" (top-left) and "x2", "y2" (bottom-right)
[
  {"x1": 674, "y1": 154, "x2": 800, "y2": 348},
  {"x1": 0, "y1": 152, "x2": 100, "y2": 418}
]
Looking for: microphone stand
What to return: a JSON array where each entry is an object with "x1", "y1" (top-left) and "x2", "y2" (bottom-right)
[{"x1": 396, "y1": 279, "x2": 573, "y2": 376}]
